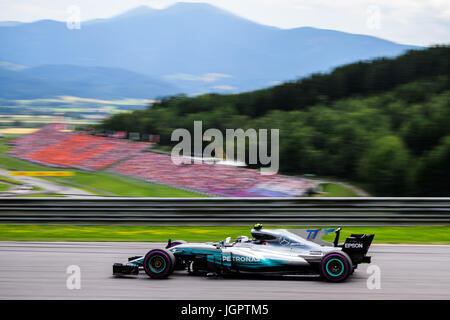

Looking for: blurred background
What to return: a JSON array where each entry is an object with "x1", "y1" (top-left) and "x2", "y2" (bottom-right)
[
  {"x1": 1, "y1": 1, "x2": 450, "y2": 301},
  {"x1": 0, "y1": 0, "x2": 449, "y2": 198}
]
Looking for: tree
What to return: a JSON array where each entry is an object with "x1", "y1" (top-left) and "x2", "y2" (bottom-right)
[
  {"x1": 357, "y1": 136, "x2": 410, "y2": 195},
  {"x1": 414, "y1": 136, "x2": 450, "y2": 196}
]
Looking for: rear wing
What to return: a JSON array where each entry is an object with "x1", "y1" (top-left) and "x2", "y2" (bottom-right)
[
  {"x1": 290, "y1": 228, "x2": 375, "y2": 264},
  {"x1": 342, "y1": 234, "x2": 374, "y2": 254},
  {"x1": 342, "y1": 233, "x2": 375, "y2": 264},
  {"x1": 288, "y1": 228, "x2": 342, "y2": 246}
]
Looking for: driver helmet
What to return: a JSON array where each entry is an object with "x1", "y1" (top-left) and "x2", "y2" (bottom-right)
[{"x1": 253, "y1": 223, "x2": 263, "y2": 230}]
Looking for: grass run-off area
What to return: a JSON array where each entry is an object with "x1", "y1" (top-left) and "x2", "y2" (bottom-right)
[
  {"x1": 316, "y1": 183, "x2": 358, "y2": 197},
  {"x1": 0, "y1": 136, "x2": 203, "y2": 197},
  {"x1": 0, "y1": 225, "x2": 449, "y2": 244},
  {"x1": 0, "y1": 176, "x2": 22, "y2": 185},
  {"x1": 0, "y1": 182, "x2": 10, "y2": 191}
]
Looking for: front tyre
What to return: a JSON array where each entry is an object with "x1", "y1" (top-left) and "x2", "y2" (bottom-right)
[
  {"x1": 143, "y1": 249, "x2": 175, "y2": 279},
  {"x1": 320, "y1": 252, "x2": 352, "y2": 282}
]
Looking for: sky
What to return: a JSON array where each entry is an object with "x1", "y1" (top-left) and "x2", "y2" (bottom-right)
[{"x1": 0, "y1": 0, "x2": 449, "y2": 46}]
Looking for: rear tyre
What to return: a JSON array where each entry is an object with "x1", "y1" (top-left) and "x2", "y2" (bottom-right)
[
  {"x1": 143, "y1": 249, "x2": 175, "y2": 279},
  {"x1": 320, "y1": 252, "x2": 352, "y2": 283}
]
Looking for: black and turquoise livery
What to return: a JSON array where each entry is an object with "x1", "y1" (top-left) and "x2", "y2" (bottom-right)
[{"x1": 113, "y1": 225, "x2": 374, "y2": 282}]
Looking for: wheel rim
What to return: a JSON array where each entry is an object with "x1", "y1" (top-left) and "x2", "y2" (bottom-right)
[
  {"x1": 326, "y1": 258, "x2": 344, "y2": 277},
  {"x1": 148, "y1": 255, "x2": 167, "y2": 273}
]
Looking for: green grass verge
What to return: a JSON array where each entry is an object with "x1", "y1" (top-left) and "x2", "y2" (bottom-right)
[
  {"x1": 316, "y1": 183, "x2": 358, "y2": 197},
  {"x1": 0, "y1": 175, "x2": 23, "y2": 185},
  {"x1": 57, "y1": 171, "x2": 203, "y2": 197},
  {"x1": 0, "y1": 225, "x2": 449, "y2": 244},
  {"x1": 0, "y1": 182, "x2": 10, "y2": 191},
  {"x1": 21, "y1": 194, "x2": 66, "y2": 197},
  {"x1": 0, "y1": 137, "x2": 203, "y2": 197}
]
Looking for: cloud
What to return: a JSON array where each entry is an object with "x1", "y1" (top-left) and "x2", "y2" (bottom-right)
[
  {"x1": 0, "y1": 61, "x2": 29, "y2": 71},
  {"x1": 210, "y1": 85, "x2": 237, "y2": 91},
  {"x1": 165, "y1": 73, "x2": 232, "y2": 83}
]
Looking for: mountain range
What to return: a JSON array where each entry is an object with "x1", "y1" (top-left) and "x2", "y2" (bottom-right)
[
  {"x1": 0, "y1": 64, "x2": 179, "y2": 99},
  {"x1": 0, "y1": 2, "x2": 421, "y2": 99}
]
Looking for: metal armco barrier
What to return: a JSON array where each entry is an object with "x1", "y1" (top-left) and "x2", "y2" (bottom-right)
[{"x1": 0, "y1": 197, "x2": 449, "y2": 226}]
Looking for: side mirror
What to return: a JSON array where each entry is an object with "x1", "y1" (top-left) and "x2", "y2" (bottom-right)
[{"x1": 225, "y1": 237, "x2": 231, "y2": 245}]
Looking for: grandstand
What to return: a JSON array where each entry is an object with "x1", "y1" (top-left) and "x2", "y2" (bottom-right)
[
  {"x1": 8, "y1": 124, "x2": 149, "y2": 171},
  {"x1": 8, "y1": 125, "x2": 318, "y2": 197}
]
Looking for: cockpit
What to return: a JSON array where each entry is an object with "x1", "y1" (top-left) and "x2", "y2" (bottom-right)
[
  {"x1": 220, "y1": 227, "x2": 320, "y2": 248},
  {"x1": 251, "y1": 228, "x2": 313, "y2": 246},
  {"x1": 219, "y1": 224, "x2": 338, "y2": 249}
]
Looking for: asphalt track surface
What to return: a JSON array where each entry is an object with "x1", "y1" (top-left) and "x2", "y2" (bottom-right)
[
  {"x1": 0, "y1": 168, "x2": 93, "y2": 196},
  {"x1": 0, "y1": 242, "x2": 449, "y2": 299}
]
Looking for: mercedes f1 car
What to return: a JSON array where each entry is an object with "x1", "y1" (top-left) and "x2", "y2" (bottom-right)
[{"x1": 113, "y1": 224, "x2": 374, "y2": 282}]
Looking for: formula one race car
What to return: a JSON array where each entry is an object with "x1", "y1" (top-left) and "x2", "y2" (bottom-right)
[{"x1": 113, "y1": 224, "x2": 374, "y2": 282}]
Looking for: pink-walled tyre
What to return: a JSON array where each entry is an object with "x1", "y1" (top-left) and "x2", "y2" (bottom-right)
[
  {"x1": 143, "y1": 249, "x2": 175, "y2": 279},
  {"x1": 320, "y1": 252, "x2": 352, "y2": 282}
]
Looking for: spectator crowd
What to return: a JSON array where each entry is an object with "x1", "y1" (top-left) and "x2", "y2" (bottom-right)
[{"x1": 9, "y1": 125, "x2": 318, "y2": 196}]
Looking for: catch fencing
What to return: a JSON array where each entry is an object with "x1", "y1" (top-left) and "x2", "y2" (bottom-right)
[{"x1": 0, "y1": 197, "x2": 449, "y2": 226}]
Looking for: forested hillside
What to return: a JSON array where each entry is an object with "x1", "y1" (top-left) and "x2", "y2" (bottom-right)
[{"x1": 99, "y1": 46, "x2": 450, "y2": 196}]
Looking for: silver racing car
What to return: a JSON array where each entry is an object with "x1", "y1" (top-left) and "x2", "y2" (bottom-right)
[{"x1": 113, "y1": 224, "x2": 374, "y2": 282}]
